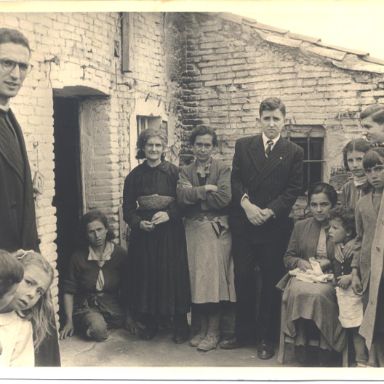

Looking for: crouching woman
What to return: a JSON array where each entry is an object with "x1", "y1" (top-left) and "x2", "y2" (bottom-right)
[{"x1": 60, "y1": 210, "x2": 126, "y2": 341}]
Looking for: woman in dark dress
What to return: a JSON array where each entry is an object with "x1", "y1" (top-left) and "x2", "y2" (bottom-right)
[{"x1": 122, "y1": 128, "x2": 190, "y2": 343}]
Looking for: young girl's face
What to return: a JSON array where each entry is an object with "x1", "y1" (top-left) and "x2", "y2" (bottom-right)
[
  {"x1": 365, "y1": 157, "x2": 384, "y2": 191},
  {"x1": 346, "y1": 150, "x2": 365, "y2": 177},
  {"x1": 309, "y1": 192, "x2": 332, "y2": 223},
  {"x1": 328, "y1": 218, "x2": 348, "y2": 244},
  {"x1": 11, "y1": 264, "x2": 51, "y2": 311}
]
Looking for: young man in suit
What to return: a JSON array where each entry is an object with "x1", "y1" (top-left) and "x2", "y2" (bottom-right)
[
  {"x1": 0, "y1": 28, "x2": 39, "y2": 252},
  {"x1": 0, "y1": 28, "x2": 61, "y2": 366},
  {"x1": 224, "y1": 97, "x2": 304, "y2": 359}
]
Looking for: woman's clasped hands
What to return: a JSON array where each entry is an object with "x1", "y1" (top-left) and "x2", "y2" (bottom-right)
[{"x1": 140, "y1": 211, "x2": 170, "y2": 232}]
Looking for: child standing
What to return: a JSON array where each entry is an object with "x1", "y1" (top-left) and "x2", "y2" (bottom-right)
[
  {"x1": 0, "y1": 249, "x2": 34, "y2": 367},
  {"x1": 328, "y1": 208, "x2": 368, "y2": 366},
  {"x1": 340, "y1": 139, "x2": 371, "y2": 211},
  {"x1": 351, "y1": 147, "x2": 384, "y2": 366}
]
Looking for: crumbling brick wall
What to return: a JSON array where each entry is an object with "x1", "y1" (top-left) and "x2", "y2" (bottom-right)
[
  {"x1": 0, "y1": 12, "x2": 174, "y2": 315},
  {"x1": 176, "y1": 13, "x2": 384, "y2": 178}
]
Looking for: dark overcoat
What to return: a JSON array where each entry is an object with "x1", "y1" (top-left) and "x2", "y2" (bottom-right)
[
  {"x1": 230, "y1": 134, "x2": 304, "y2": 243},
  {"x1": 0, "y1": 109, "x2": 38, "y2": 251}
]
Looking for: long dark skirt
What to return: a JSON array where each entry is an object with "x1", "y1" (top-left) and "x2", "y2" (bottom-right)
[{"x1": 126, "y1": 220, "x2": 191, "y2": 316}]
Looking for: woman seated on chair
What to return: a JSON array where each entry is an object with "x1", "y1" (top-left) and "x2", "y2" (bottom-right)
[{"x1": 277, "y1": 182, "x2": 346, "y2": 366}]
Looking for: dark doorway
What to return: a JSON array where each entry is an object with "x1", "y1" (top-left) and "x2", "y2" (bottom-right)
[{"x1": 53, "y1": 97, "x2": 83, "y2": 322}]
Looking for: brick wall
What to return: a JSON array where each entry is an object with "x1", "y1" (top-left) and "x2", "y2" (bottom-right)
[
  {"x1": 176, "y1": 13, "x2": 384, "y2": 179},
  {"x1": 0, "y1": 12, "x2": 174, "y2": 317},
  {"x1": 2, "y1": 10, "x2": 384, "y2": 321}
]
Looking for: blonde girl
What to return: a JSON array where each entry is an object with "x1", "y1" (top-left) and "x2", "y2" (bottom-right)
[{"x1": 12, "y1": 251, "x2": 55, "y2": 352}]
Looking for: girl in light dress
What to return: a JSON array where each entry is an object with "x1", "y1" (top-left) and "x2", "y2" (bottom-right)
[{"x1": 0, "y1": 250, "x2": 55, "y2": 367}]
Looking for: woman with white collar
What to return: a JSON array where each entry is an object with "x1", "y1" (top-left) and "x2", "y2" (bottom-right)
[{"x1": 59, "y1": 210, "x2": 126, "y2": 341}]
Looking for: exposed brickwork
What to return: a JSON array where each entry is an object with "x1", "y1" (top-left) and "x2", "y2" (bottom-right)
[
  {"x1": 176, "y1": 13, "x2": 384, "y2": 178},
  {"x1": 2, "y1": 11, "x2": 384, "y2": 322},
  {"x1": 0, "y1": 12, "x2": 174, "y2": 318}
]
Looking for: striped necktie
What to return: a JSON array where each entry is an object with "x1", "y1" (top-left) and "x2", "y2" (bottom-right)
[{"x1": 265, "y1": 139, "x2": 274, "y2": 157}]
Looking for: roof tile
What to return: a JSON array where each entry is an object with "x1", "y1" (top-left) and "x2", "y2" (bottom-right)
[
  {"x1": 215, "y1": 12, "x2": 384, "y2": 71},
  {"x1": 218, "y1": 12, "x2": 245, "y2": 24},
  {"x1": 245, "y1": 20, "x2": 289, "y2": 34},
  {"x1": 361, "y1": 56, "x2": 384, "y2": 66},
  {"x1": 332, "y1": 56, "x2": 384, "y2": 74},
  {"x1": 287, "y1": 32, "x2": 321, "y2": 44},
  {"x1": 303, "y1": 45, "x2": 347, "y2": 61},
  {"x1": 262, "y1": 33, "x2": 303, "y2": 48},
  {"x1": 315, "y1": 42, "x2": 369, "y2": 56}
]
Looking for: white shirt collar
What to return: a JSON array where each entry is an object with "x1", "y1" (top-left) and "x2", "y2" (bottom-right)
[
  {"x1": 88, "y1": 241, "x2": 114, "y2": 262},
  {"x1": 262, "y1": 133, "x2": 280, "y2": 150},
  {"x1": 0, "y1": 311, "x2": 17, "y2": 325},
  {"x1": 0, "y1": 103, "x2": 10, "y2": 112}
]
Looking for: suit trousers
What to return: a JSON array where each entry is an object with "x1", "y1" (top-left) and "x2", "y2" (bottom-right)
[{"x1": 232, "y1": 228, "x2": 289, "y2": 343}]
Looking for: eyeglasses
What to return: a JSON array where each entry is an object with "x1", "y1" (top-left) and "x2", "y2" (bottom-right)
[{"x1": 0, "y1": 59, "x2": 33, "y2": 75}]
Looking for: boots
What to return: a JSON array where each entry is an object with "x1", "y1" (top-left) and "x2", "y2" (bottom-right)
[
  {"x1": 190, "y1": 313, "x2": 208, "y2": 347},
  {"x1": 172, "y1": 313, "x2": 190, "y2": 344},
  {"x1": 197, "y1": 311, "x2": 220, "y2": 352}
]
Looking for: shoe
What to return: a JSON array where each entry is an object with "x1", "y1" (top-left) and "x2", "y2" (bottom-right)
[
  {"x1": 172, "y1": 327, "x2": 189, "y2": 344},
  {"x1": 189, "y1": 333, "x2": 206, "y2": 347},
  {"x1": 318, "y1": 349, "x2": 342, "y2": 367},
  {"x1": 138, "y1": 327, "x2": 157, "y2": 340},
  {"x1": 197, "y1": 334, "x2": 219, "y2": 352},
  {"x1": 295, "y1": 346, "x2": 308, "y2": 366},
  {"x1": 257, "y1": 340, "x2": 275, "y2": 360},
  {"x1": 219, "y1": 336, "x2": 245, "y2": 350}
]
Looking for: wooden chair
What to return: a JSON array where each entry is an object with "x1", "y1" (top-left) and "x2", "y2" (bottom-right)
[{"x1": 277, "y1": 297, "x2": 349, "y2": 366}]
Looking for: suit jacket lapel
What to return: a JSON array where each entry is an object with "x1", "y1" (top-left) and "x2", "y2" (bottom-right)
[
  {"x1": 0, "y1": 112, "x2": 24, "y2": 180},
  {"x1": 8, "y1": 109, "x2": 39, "y2": 251},
  {"x1": 257, "y1": 138, "x2": 286, "y2": 183},
  {"x1": 247, "y1": 135, "x2": 265, "y2": 173}
]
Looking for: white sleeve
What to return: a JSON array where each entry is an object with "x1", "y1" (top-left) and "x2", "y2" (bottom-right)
[{"x1": 10, "y1": 320, "x2": 34, "y2": 367}]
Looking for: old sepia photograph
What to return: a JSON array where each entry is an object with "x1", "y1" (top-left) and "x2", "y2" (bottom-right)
[{"x1": 0, "y1": 1, "x2": 383, "y2": 380}]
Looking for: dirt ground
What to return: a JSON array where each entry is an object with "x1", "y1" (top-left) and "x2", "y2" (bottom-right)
[{"x1": 59, "y1": 328, "x2": 296, "y2": 367}]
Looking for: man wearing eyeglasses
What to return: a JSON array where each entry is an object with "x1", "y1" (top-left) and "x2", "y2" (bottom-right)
[
  {"x1": 0, "y1": 28, "x2": 37, "y2": 253},
  {"x1": 0, "y1": 28, "x2": 61, "y2": 367}
]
